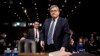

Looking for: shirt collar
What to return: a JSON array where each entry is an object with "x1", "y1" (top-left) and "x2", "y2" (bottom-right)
[
  {"x1": 34, "y1": 28, "x2": 38, "y2": 31},
  {"x1": 52, "y1": 16, "x2": 59, "y2": 22}
]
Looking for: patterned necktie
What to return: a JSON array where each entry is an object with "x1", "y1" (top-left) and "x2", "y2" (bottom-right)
[{"x1": 47, "y1": 21, "x2": 55, "y2": 45}]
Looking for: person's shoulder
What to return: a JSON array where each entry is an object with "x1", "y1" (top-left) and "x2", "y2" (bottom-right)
[
  {"x1": 59, "y1": 17, "x2": 68, "y2": 22},
  {"x1": 28, "y1": 28, "x2": 34, "y2": 31},
  {"x1": 59, "y1": 17, "x2": 68, "y2": 20},
  {"x1": 45, "y1": 18, "x2": 51, "y2": 22}
]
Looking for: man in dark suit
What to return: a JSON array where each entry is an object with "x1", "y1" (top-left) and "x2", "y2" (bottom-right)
[
  {"x1": 25, "y1": 21, "x2": 41, "y2": 53},
  {"x1": 40, "y1": 5, "x2": 70, "y2": 52}
]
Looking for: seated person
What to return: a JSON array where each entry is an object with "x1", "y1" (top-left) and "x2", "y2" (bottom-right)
[
  {"x1": 67, "y1": 38, "x2": 77, "y2": 53},
  {"x1": 76, "y1": 38, "x2": 85, "y2": 53},
  {"x1": 83, "y1": 37, "x2": 90, "y2": 52},
  {"x1": 18, "y1": 31, "x2": 27, "y2": 53},
  {"x1": 88, "y1": 39, "x2": 97, "y2": 53},
  {"x1": 0, "y1": 33, "x2": 6, "y2": 44},
  {"x1": 0, "y1": 33, "x2": 6, "y2": 54}
]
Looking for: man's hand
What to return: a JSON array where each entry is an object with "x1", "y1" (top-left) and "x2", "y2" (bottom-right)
[
  {"x1": 60, "y1": 47, "x2": 65, "y2": 56},
  {"x1": 60, "y1": 47, "x2": 72, "y2": 56},
  {"x1": 40, "y1": 41, "x2": 45, "y2": 48},
  {"x1": 60, "y1": 47, "x2": 65, "y2": 51},
  {"x1": 20, "y1": 37, "x2": 26, "y2": 40}
]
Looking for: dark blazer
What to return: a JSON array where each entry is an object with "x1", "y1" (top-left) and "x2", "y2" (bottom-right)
[
  {"x1": 27, "y1": 28, "x2": 40, "y2": 41},
  {"x1": 27, "y1": 29, "x2": 35, "y2": 40},
  {"x1": 40, "y1": 17, "x2": 70, "y2": 48}
]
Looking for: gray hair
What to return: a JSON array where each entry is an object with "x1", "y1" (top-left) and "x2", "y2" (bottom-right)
[{"x1": 50, "y1": 5, "x2": 60, "y2": 11}]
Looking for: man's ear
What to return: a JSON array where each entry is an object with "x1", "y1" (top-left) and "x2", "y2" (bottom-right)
[{"x1": 32, "y1": 23, "x2": 34, "y2": 26}]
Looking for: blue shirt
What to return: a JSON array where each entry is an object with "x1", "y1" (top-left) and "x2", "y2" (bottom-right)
[{"x1": 76, "y1": 43, "x2": 85, "y2": 51}]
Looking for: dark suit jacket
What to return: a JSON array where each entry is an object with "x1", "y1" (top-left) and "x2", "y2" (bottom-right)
[
  {"x1": 27, "y1": 28, "x2": 40, "y2": 41},
  {"x1": 40, "y1": 17, "x2": 70, "y2": 49}
]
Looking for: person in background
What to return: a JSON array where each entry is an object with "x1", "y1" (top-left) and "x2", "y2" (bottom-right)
[
  {"x1": 26, "y1": 21, "x2": 41, "y2": 53},
  {"x1": 67, "y1": 38, "x2": 77, "y2": 53},
  {"x1": 0, "y1": 33, "x2": 6, "y2": 45},
  {"x1": 0, "y1": 33, "x2": 6, "y2": 54},
  {"x1": 88, "y1": 38, "x2": 97, "y2": 53},
  {"x1": 18, "y1": 31, "x2": 27, "y2": 53},
  {"x1": 96, "y1": 36, "x2": 100, "y2": 53},
  {"x1": 83, "y1": 37, "x2": 89, "y2": 52},
  {"x1": 76, "y1": 38, "x2": 85, "y2": 53},
  {"x1": 90, "y1": 32, "x2": 97, "y2": 44},
  {"x1": 88, "y1": 32, "x2": 98, "y2": 53}
]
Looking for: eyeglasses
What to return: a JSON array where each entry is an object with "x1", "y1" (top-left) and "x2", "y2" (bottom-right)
[{"x1": 50, "y1": 10, "x2": 59, "y2": 12}]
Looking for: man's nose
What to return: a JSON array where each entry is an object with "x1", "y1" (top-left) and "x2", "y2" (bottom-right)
[{"x1": 52, "y1": 13, "x2": 55, "y2": 14}]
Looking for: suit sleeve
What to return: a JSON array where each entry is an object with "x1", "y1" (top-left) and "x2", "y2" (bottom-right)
[
  {"x1": 62, "y1": 18, "x2": 70, "y2": 48},
  {"x1": 27, "y1": 29, "x2": 30, "y2": 39},
  {"x1": 40, "y1": 19, "x2": 47, "y2": 41}
]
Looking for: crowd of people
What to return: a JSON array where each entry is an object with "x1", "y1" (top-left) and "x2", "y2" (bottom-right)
[{"x1": 67, "y1": 32, "x2": 100, "y2": 54}]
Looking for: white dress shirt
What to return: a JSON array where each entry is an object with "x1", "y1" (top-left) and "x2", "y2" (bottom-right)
[{"x1": 34, "y1": 28, "x2": 39, "y2": 42}]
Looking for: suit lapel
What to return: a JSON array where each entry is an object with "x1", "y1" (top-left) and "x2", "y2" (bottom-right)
[
  {"x1": 54, "y1": 17, "x2": 61, "y2": 36},
  {"x1": 46, "y1": 17, "x2": 61, "y2": 38},
  {"x1": 32, "y1": 29, "x2": 35, "y2": 37},
  {"x1": 46, "y1": 18, "x2": 52, "y2": 34}
]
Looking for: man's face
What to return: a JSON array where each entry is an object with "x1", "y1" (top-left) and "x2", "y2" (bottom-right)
[
  {"x1": 23, "y1": 32, "x2": 27, "y2": 36},
  {"x1": 79, "y1": 38, "x2": 83, "y2": 43},
  {"x1": 33, "y1": 22, "x2": 39, "y2": 29},
  {"x1": 50, "y1": 7, "x2": 60, "y2": 19}
]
